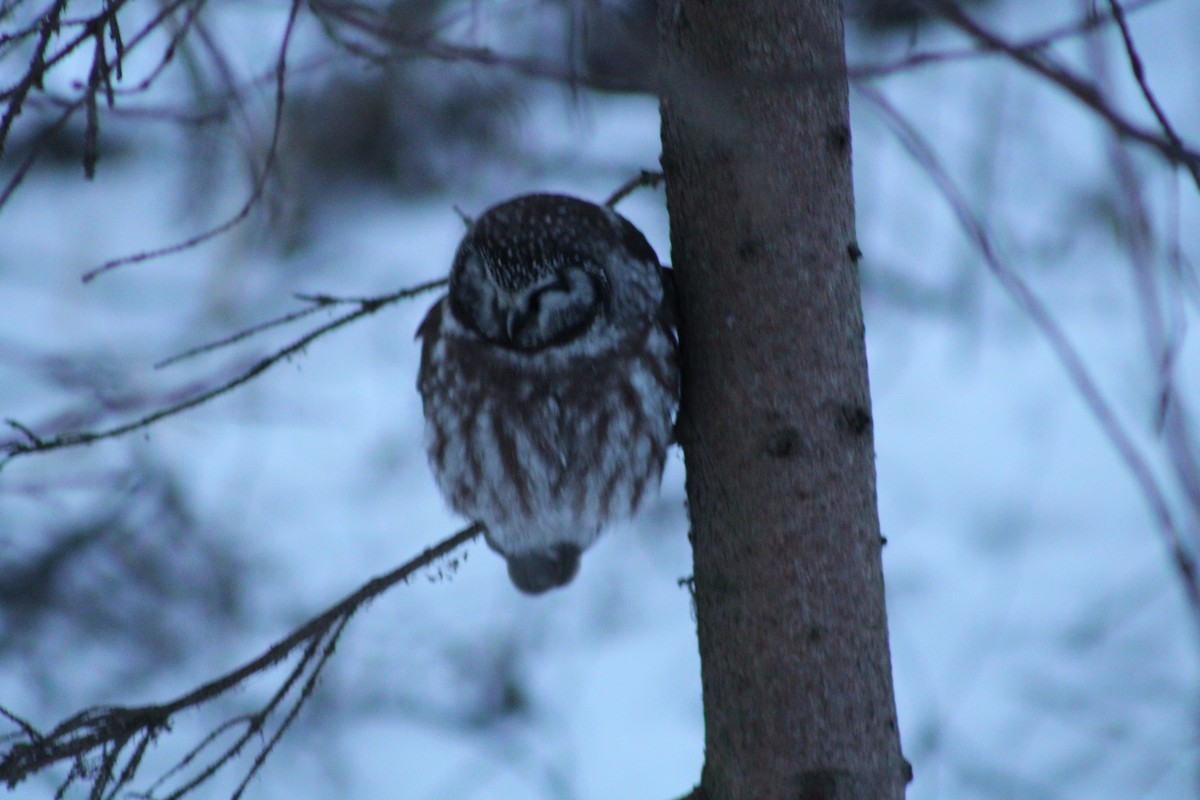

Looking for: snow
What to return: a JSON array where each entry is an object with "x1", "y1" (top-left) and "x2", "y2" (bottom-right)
[{"x1": 2, "y1": 1, "x2": 1199, "y2": 798}]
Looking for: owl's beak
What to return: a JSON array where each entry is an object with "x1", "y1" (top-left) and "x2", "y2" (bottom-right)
[
  {"x1": 505, "y1": 303, "x2": 533, "y2": 343},
  {"x1": 505, "y1": 308, "x2": 520, "y2": 341}
]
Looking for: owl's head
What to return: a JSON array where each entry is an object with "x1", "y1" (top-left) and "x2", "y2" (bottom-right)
[{"x1": 447, "y1": 194, "x2": 662, "y2": 352}]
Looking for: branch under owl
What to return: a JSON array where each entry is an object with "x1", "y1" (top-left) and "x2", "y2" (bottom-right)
[
  {"x1": 0, "y1": 523, "x2": 483, "y2": 798},
  {"x1": 0, "y1": 278, "x2": 446, "y2": 472}
]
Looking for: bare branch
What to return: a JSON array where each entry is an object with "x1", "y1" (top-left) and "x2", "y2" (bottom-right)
[
  {"x1": 0, "y1": 523, "x2": 483, "y2": 793},
  {"x1": 306, "y1": 0, "x2": 649, "y2": 93},
  {"x1": 0, "y1": 0, "x2": 204, "y2": 209},
  {"x1": 0, "y1": 278, "x2": 447, "y2": 471},
  {"x1": 151, "y1": 633, "x2": 325, "y2": 800},
  {"x1": 856, "y1": 82, "x2": 1200, "y2": 625},
  {"x1": 605, "y1": 170, "x2": 665, "y2": 208},
  {"x1": 0, "y1": 0, "x2": 69, "y2": 160},
  {"x1": 849, "y1": 0, "x2": 1168, "y2": 79},
  {"x1": 916, "y1": 1, "x2": 1200, "y2": 185},
  {"x1": 154, "y1": 305, "x2": 327, "y2": 370},
  {"x1": 0, "y1": 706, "x2": 42, "y2": 746},
  {"x1": 80, "y1": 0, "x2": 302, "y2": 283},
  {"x1": 3, "y1": 419, "x2": 43, "y2": 447},
  {"x1": 226, "y1": 616, "x2": 350, "y2": 800},
  {"x1": 1106, "y1": 0, "x2": 1200, "y2": 190},
  {"x1": 1083, "y1": 11, "x2": 1200, "y2": 556}
]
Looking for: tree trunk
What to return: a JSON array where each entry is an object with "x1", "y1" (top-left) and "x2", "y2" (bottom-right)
[{"x1": 656, "y1": 2, "x2": 908, "y2": 798}]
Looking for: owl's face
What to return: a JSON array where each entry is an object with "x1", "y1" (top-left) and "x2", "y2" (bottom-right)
[
  {"x1": 449, "y1": 251, "x2": 608, "y2": 352},
  {"x1": 447, "y1": 194, "x2": 660, "y2": 353}
]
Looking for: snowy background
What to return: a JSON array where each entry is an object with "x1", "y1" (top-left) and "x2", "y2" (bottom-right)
[{"x1": 1, "y1": 1, "x2": 1198, "y2": 798}]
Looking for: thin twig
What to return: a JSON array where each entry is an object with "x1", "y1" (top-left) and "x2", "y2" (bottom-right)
[
  {"x1": 0, "y1": 0, "x2": 200, "y2": 211},
  {"x1": 917, "y1": 0, "x2": 1200, "y2": 182},
  {"x1": 0, "y1": 706, "x2": 43, "y2": 744},
  {"x1": 154, "y1": 304, "x2": 327, "y2": 370},
  {"x1": 104, "y1": 729, "x2": 154, "y2": 800},
  {"x1": 849, "y1": 0, "x2": 1167, "y2": 80},
  {"x1": 52, "y1": 762, "x2": 79, "y2": 800},
  {"x1": 228, "y1": 617, "x2": 351, "y2": 800},
  {"x1": 139, "y1": 715, "x2": 253, "y2": 797},
  {"x1": 0, "y1": 278, "x2": 446, "y2": 471},
  {"x1": 0, "y1": 0, "x2": 68, "y2": 160},
  {"x1": 0, "y1": 523, "x2": 483, "y2": 789},
  {"x1": 155, "y1": 635, "x2": 325, "y2": 800},
  {"x1": 856, "y1": 82, "x2": 1200, "y2": 627},
  {"x1": 1087, "y1": 6, "x2": 1200, "y2": 554},
  {"x1": 306, "y1": 0, "x2": 650, "y2": 92},
  {"x1": 1106, "y1": 0, "x2": 1200, "y2": 190},
  {"x1": 4, "y1": 419, "x2": 43, "y2": 446},
  {"x1": 605, "y1": 170, "x2": 665, "y2": 208},
  {"x1": 81, "y1": 0, "x2": 302, "y2": 283}
]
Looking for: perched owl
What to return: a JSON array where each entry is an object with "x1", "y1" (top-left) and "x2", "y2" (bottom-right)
[{"x1": 417, "y1": 193, "x2": 679, "y2": 594}]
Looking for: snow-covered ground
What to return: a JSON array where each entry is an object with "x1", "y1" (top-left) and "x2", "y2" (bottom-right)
[{"x1": 2, "y1": 2, "x2": 1198, "y2": 798}]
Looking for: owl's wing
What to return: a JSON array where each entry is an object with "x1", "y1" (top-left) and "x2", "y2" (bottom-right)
[
  {"x1": 415, "y1": 297, "x2": 447, "y2": 396},
  {"x1": 415, "y1": 297, "x2": 444, "y2": 342}
]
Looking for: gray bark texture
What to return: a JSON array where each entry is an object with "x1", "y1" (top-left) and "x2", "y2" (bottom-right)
[{"x1": 656, "y1": 1, "x2": 909, "y2": 798}]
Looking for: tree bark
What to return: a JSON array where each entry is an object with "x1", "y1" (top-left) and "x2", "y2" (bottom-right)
[{"x1": 656, "y1": 1, "x2": 908, "y2": 798}]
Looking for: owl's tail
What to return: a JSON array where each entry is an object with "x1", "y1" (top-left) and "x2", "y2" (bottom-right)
[{"x1": 504, "y1": 544, "x2": 581, "y2": 594}]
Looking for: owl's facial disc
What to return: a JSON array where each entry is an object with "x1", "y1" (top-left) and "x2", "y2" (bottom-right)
[
  {"x1": 504, "y1": 266, "x2": 605, "y2": 351},
  {"x1": 450, "y1": 255, "x2": 608, "y2": 352}
]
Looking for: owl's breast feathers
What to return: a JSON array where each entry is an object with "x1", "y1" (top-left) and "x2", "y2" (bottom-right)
[{"x1": 416, "y1": 295, "x2": 677, "y2": 554}]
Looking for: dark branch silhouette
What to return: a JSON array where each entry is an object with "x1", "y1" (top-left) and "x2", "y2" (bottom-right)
[
  {"x1": 5, "y1": 0, "x2": 1190, "y2": 287},
  {"x1": 1105, "y1": 0, "x2": 1200, "y2": 190},
  {"x1": 153, "y1": 303, "x2": 329, "y2": 371},
  {"x1": 848, "y1": 0, "x2": 1167, "y2": 79},
  {"x1": 1080, "y1": 13, "x2": 1200, "y2": 566},
  {"x1": 604, "y1": 169, "x2": 664, "y2": 208},
  {"x1": 0, "y1": 278, "x2": 446, "y2": 472},
  {"x1": 918, "y1": 0, "x2": 1200, "y2": 187},
  {"x1": 0, "y1": 0, "x2": 199, "y2": 209},
  {"x1": 304, "y1": 0, "x2": 650, "y2": 92},
  {"x1": 80, "y1": 0, "x2": 302, "y2": 283},
  {"x1": 152, "y1": 287, "x2": 433, "y2": 371},
  {"x1": 0, "y1": 523, "x2": 483, "y2": 797},
  {"x1": 857, "y1": 82, "x2": 1200, "y2": 626}
]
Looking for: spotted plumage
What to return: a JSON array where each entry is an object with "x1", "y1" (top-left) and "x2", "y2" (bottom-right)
[{"x1": 417, "y1": 193, "x2": 679, "y2": 593}]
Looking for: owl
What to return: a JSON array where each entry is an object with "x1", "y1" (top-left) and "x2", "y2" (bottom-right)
[{"x1": 416, "y1": 193, "x2": 679, "y2": 594}]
